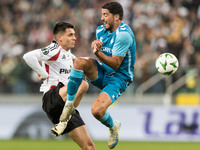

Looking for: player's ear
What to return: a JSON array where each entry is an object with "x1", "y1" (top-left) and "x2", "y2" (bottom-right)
[
  {"x1": 114, "y1": 14, "x2": 120, "y2": 21},
  {"x1": 57, "y1": 34, "x2": 62, "y2": 42}
]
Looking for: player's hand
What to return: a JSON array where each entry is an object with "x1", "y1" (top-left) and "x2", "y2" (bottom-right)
[
  {"x1": 91, "y1": 40, "x2": 102, "y2": 54},
  {"x1": 37, "y1": 73, "x2": 47, "y2": 81},
  {"x1": 93, "y1": 44, "x2": 99, "y2": 54}
]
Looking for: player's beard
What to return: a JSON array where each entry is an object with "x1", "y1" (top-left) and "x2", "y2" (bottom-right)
[{"x1": 105, "y1": 23, "x2": 114, "y2": 32}]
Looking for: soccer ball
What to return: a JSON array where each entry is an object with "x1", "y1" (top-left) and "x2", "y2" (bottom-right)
[{"x1": 155, "y1": 53, "x2": 179, "y2": 76}]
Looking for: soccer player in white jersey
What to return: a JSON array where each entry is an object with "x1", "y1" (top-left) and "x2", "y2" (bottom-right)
[
  {"x1": 23, "y1": 22, "x2": 95, "y2": 150},
  {"x1": 56, "y1": 1, "x2": 137, "y2": 149}
]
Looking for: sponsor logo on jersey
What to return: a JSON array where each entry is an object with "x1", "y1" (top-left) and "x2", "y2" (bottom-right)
[
  {"x1": 60, "y1": 68, "x2": 71, "y2": 74},
  {"x1": 101, "y1": 47, "x2": 111, "y2": 53},
  {"x1": 41, "y1": 48, "x2": 49, "y2": 55}
]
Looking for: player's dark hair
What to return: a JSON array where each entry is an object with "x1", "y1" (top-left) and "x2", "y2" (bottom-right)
[
  {"x1": 102, "y1": 1, "x2": 123, "y2": 20},
  {"x1": 53, "y1": 22, "x2": 74, "y2": 36}
]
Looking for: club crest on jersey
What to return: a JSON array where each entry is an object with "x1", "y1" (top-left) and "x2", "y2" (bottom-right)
[{"x1": 41, "y1": 48, "x2": 49, "y2": 55}]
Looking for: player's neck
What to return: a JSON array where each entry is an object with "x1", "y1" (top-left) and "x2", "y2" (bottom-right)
[
  {"x1": 110, "y1": 20, "x2": 122, "y2": 33},
  {"x1": 57, "y1": 41, "x2": 70, "y2": 51}
]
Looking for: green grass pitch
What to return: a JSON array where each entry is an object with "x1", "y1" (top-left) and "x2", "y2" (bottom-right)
[{"x1": 1, "y1": 139, "x2": 200, "y2": 150}]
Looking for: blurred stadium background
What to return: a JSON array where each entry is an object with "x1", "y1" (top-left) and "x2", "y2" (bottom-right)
[{"x1": 1, "y1": 0, "x2": 200, "y2": 149}]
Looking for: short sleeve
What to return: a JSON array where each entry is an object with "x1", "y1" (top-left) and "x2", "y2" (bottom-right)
[
  {"x1": 39, "y1": 47, "x2": 60, "y2": 61},
  {"x1": 112, "y1": 32, "x2": 133, "y2": 57}
]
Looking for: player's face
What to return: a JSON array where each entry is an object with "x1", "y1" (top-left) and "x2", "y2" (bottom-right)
[
  {"x1": 60, "y1": 28, "x2": 76, "y2": 50},
  {"x1": 101, "y1": 9, "x2": 115, "y2": 32}
]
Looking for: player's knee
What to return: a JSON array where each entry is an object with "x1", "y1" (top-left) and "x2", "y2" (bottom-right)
[
  {"x1": 82, "y1": 80, "x2": 89, "y2": 93},
  {"x1": 73, "y1": 57, "x2": 88, "y2": 70},
  {"x1": 91, "y1": 105, "x2": 104, "y2": 119},
  {"x1": 83, "y1": 141, "x2": 95, "y2": 150},
  {"x1": 81, "y1": 139, "x2": 95, "y2": 150},
  {"x1": 73, "y1": 57, "x2": 94, "y2": 71},
  {"x1": 79, "y1": 80, "x2": 89, "y2": 96}
]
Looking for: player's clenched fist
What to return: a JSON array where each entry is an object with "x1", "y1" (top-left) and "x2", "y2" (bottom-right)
[{"x1": 91, "y1": 40, "x2": 103, "y2": 54}]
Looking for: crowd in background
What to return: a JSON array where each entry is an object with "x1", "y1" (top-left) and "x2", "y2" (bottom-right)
[{"x1": 0, "y1": 0, "x2": 200, "y2": 94}]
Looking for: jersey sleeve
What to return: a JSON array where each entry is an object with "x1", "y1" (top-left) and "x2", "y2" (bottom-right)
[
  {"x1": 39, "y1": 47, "x2": 61, "y2": 61},
  {"x1": 112, "y1": 32, "x2": 133, "y2": 57},
  {"x1": 23, "y1": 49, "x2": 48, "y2": 79}
]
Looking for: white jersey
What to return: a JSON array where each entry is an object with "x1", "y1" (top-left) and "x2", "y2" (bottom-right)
[{"x1": 23, "y1": 41, "x2": 76, "y2": 93}]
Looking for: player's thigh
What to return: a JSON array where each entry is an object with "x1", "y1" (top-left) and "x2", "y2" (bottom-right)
[
  {"x1": 74, "y1": 80, "x2": 89, "y2": 108},
  {"x1": 73, "y1": 57, "x2": 98, "y2": 81},
  {"x1": 59, "y1": 81, "x2": 89, "y2": 106},
  {"x1": 58, "y1": 85, "x2": 67, "y2": 102},
  {"x1": 68, "y1": 125, "x2": 94, "y2": 148}
]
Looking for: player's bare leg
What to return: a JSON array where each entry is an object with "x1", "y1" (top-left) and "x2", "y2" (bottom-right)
[
  {"x1": 91, "y1": 92, "x2": 121, "y2": 149},
  {"x1": 58, "y1": 68, "x2": 84, "y2": 123},
  {"x1": 68, "y1": 125, "x2": 95, "y2": 150},
  {"x1": 52, "y1": 57, "x2": 97, "y2": 136},
  {"x1": 51, "y1": 81, "x2": 89, "y2": 136}
]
